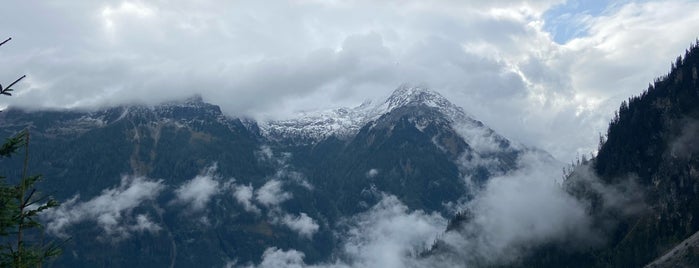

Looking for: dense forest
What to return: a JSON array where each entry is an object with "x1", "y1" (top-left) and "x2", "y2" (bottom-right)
[{"x1": 515, "y1": 40, "x2": 699, "y2": 267}]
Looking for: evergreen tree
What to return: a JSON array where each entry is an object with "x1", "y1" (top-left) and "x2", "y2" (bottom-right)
[{"x1": 0, "y1": 37, "x2": 61, "y2": 267}]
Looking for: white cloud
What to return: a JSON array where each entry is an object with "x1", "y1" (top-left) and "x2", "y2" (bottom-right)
[
  {"x1": 365, "y1": 169, "x2": 379, "y2": 178},
  {"x1": 255, "y1": 179, "x2": 293, "y2": 207},
  {"x1": 256, "y1": 247, "x2": 307, "y2": 268},
  {"x1": 258, "y1": 146, "x2": 315, "y2": 190},
  {"x1": 443, "y1": 152, "x2": 598, "y2": 265},
  {"x1": 250, "y1": 194, "x2": 447, "y2": 268},
  {"x1": 42, "y1": 175, "x2": 165, "y2": 239},
  {"x1": 280, "y1": 213, "x2": 320, "y2": 239},
  {"x1": 235, "y1": 149, "x2": 320, "y2": 237},
  {"x1": 338, "y1": 195, "x2": 447, "y2": 267},
  {"x1": 422, "y1": 150, "x2": 648, "y2": 267},
  {"x1": 131, "y1": 214, "x2": 162, "y2": 233},
  {"x1": 256, "y1": 145, "x2": 275, "y2": 162},
  {"x1": 266, "y1": 208, "x2": 321, "y2": 239},
  {"x1": 285, "y1": 170, "x2": 314, "y2": 191},
  {"x1": 252, "y1": 178, "x2": 318, "y2": 238},
  {"x1": 233, "y1": 183, "x2": 261, "y2": 214},
  {"x1": 173, "y1": 165, "x2": 224, "y2": 212},
  {"x1": 235, "y1": 150, "x2": 317, "y2": 237},
  {"x1": 248, "y1": 150, "x2": 640, "y2": 267}
]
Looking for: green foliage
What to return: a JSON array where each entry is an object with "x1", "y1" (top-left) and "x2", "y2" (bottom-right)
[
  {"x1": 0, "y1": 134, "x2": 24, "y2": 158},
  {"x1": 0, "y1": 37, "x2": 62, "y2": 267},
  {"x1": 0, "y1": 131, "x2": 62, "y2": 268}
]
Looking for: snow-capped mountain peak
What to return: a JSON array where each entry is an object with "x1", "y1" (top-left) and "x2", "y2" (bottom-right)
[
  {"x1": 384, "y1": 85, "x2": 452, "y2": 111},
  {"x1": 374, "y1": 84, "x2": 473, "y2": 124},
  {"x1": 258, "y1": 85, "x2": 486, "y2": 144}
]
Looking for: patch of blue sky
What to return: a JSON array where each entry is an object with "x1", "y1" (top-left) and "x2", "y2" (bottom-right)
[{"x1": 543, "y1": 0, "x2": 630, "y2": 44}]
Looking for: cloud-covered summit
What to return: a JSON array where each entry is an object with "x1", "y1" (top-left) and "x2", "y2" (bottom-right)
[{"x1": 1, "y1": 0, "x2": 698, "y2": 162}]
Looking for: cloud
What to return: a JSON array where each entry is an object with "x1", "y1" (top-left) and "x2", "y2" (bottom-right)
[
  {"x1": 255, "y1": 247, "x2": 307, "y2": 268},
  {"x1": 252, "y1": 178, "x2": 319, "y2": 238},
  {"x1": 257, "y1": 146, "x2": 315, "y2": 190},
  {"x1": 256, "y1": 145, "x2": 275, "y2": 162},
  {"x1": 250, "y1": 194, "x2": 446, "y2": 268},
  {"x1": 565, "y1": 163, "x2": 647, "y2": 218},
  {"x1": 241, "y1": 146, "x2": 321, "y2": 237},
  {"x1": 437, "y1": 152, "x2": 599, "y2": 265},
  {"x1": 425, "y1": 150, "x2": 649, "y2": 267},
  {"x1": 249, "y1": 150, "x2": 645, "y2": 268},
  {"x1": 284, "y1": 170, "x2": 314, "y2": 191},
  {"x1": 245, "y1": 149, "x2": 648, "y2": 268},
  {"x1": 131, "y1": 214, "x2": 162, "y2": 233},
  {"x1": 265, "y1": 208, "x2": 321, "y2": 239},
  {"x1": 42, "y1": 175, "x2": 165, "y2": 240},
  {"x1": 255, "y1": 179, "x2": 293, "y2": 207},
  {"x1": 279, "y1": 213, "x2": 320, "y2": 239},
  {"x1": 670, "y1": 119, "x2": 699, "y2": 159},
  {"x1": 365, "y1": 169, "x2": 379, "y2": 178},
  {"x1": 172, "y1": 164, "x2": 227, "y2": 213},
  {"x1": 3, "y1": 1, "x2": 699, "y2": 164},
  {"x1": 233, "y1": 183, "x2": 261, "y2": 214},
  {"x1": 337, "y1": 195, "x2": 447, "y2": 267}
]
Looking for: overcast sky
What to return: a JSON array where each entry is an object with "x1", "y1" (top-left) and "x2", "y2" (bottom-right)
[{"x1": 1, "y1": 0, "x2": 698, "y2": 162}]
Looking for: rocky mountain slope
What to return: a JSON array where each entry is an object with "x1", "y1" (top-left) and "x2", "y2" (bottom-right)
[{"x1": 0, "y1": 85, "x2": 527, "y2": 267}]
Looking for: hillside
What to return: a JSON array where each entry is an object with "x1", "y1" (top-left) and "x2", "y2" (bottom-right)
[
  {"x1": 512, "y1": 41, "x2": 699, "y2": 267},
  {"x1": 0, "y1": 86, "x2": 526, "y2": 267}
]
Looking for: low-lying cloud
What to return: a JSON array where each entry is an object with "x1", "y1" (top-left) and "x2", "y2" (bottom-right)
[
  {"x1": 42, "y1": 175, "x2": 165, "y2": 240},
  {"x1": 232, "y1": 147, "x2": 321, "y2": 238},
  {"x1": 337, "y1": 194, "x2": 447, "y2": 267},
  {"x1": 254, "y1": 178, "x2": 320, "y2": 238},
  {"x1": 248, "y1": 194, "x2": 446, "y2": 268},
  {"x1": 249, "y1": 150, "x2": 647, "y2": 267},
  {"x1": 365, "y1": 169, "x2": 379, "y2": 178},
  {"x1": 425, "y1": 151, "x2": 647, "y2": 267},
  {"x1": 233, "y1": 183, "x2": 261, "y2": 214},
  {"x1": 278, "y1": 213, "x2": 320, "y2": 240},
  {"x1": 254, "y1": 247, "x2": 308, "y2": 268},
  {"x1": 431, "y1": 152, "x2": 601, "y2": 266},
  {"x1": 671, "y1": 118, "x2": 699, "y2": 159},
  {"x1": 173, "y1": 168, "x2": 224, "y2": 213},
  {"x1": 256, "y1": 179, "x2": 293, "y2": 207}
]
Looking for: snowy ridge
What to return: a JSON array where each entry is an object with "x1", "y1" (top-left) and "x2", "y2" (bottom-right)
[
  {"x1": 258, "y1": 103, "x2": 375, "y2": 143},
  {"x1": 375, "y1": 84, "x2": 473, "y2": 123},
  {"x1": 49, "y1": 95, "x2": 238, "y2": 136},
  {"x1": 258, "y1": 85, "x2": 510, "y2": 148},
  {"x1": 374, "y1": 85, "x2": 482, "y2": 125}
]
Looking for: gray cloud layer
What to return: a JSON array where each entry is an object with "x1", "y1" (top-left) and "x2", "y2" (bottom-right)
[{"x1": 2, "y1": 1, "x2": 699, "y2": 162}]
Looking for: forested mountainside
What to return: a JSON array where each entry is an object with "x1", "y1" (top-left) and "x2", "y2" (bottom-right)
[
  {"x1": 7, "y1": 41, "x2": 698, "y2": 267},
  {"x1": 0, "y1": 86, "x2": 527, "y2": 267},
  {"x1": 509, "y1": 41, "x2": 699, "y2": 267}
]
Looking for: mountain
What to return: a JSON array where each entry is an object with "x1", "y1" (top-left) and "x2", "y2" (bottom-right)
[
  {"x1": 0, "y1": 85, "x2": 527, "y2": 266},
  {"x1": 487, "y1": 42, "x2": 699, "y2": 267},
  {"x1": 3, "y1": 44, "x2": 695, "y2": 267}
]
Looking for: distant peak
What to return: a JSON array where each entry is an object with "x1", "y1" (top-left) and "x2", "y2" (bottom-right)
[
  {"x1": 389, "y1": 84, "x2": 440, "y2": 99},
  {"x1": 383, "y1": 84, "x2": 454, "y2": 112},
  {"x1": 392, "y1": 83, "x2": 433, "y2": 94},
  {"x1": 259, "y1": 84, "x2": 481, "y2": 144}
]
